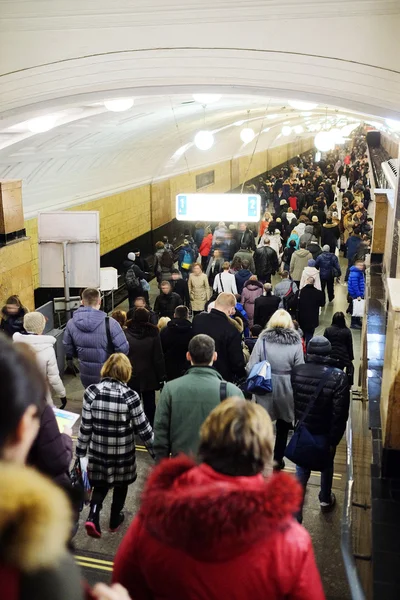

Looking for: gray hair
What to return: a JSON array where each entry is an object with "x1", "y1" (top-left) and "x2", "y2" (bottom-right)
[{"x1": 188, "y1": 334, "x2": 216, "y2": 366}]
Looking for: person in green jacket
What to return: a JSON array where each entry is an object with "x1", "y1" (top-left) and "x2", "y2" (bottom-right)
[{"x1": 154, "y1": 334, "x2": 244, "y2": 461}]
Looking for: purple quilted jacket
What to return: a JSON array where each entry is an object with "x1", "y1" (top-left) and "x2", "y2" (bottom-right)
[{"x1": 63, "y1": 307, "x2": 129, "y2": 388}]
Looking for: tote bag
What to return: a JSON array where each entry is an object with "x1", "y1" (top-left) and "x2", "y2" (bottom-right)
[
  {"x1": 352, "y1": 298, "x2": 365, "y2": 318},
  {"x1": 285, "y1": 369, "x2": 333, "y2": 471},
  {"x1": 245, "y1": 338, "x2": 272, "y2": 395}
]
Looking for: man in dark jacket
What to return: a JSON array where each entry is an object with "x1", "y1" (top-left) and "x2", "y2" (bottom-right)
[
  {"x1": 235, "y1": 259, "x2": 253, "y2": 294},
  {"x1": 315, "y1": 245, "x2": 341, "y2": 303},
  {"x1": 192, "y1": 292, "x2": 246, "y2": 382},
  {"x1": 254, "y1": 284, "x2": 280, "y2": 329},
  {"x1": 160, "y1": 305, "x2": 193, "y2": 381},
  {"x1": 154, "y1": 281, "x2": 182, "y2": 319},
  {"x1": 297, "y1": 278, "x2": 325, "y2": 345},
  {"x1": 321, "y1": 218, "x2": 340, "y2": 253},
  {"x1": 253, "y1": 239, "x2": 279, "y2": 283},
  {"x1": 291, "y1": 336, "x2": 350, "y2": 519},
  {"x1": 237, "y1": 223, "x2": 256, "y2": 252},
  {"x1": 123, "y1": 252, "x2": 147, "y2": 309},
  {"x1": 307, "y1": 239, "x2": 322, "y2": 260}
]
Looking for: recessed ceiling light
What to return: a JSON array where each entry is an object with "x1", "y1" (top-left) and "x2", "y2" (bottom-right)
[
  {"x1": 267, "y1": 114, "x2": 278, "y2": 119},
  {"x1": 240, "y1": 128, "x2": 255, "y2": 143},
  {"x1": 194, "y1": 130, "x2": 214, "y2": 150},
  {"x1": 282, "y1": 126, "x2": 292, "y2": 136},
  {"x1": 104, "y1": 98, "x2": 134, "y2": 112},
  {"x1": 192, "y1": 94, "x2": 222, "y2": 104},
  {"x1": 27, "y1": 115, "x2": 57, "y2": 133},
  {"x1": 289, "y1": 100, "x2": 318, "y2": 110}
]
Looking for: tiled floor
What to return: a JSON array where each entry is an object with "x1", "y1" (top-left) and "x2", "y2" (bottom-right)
[{"x1": 65, "y1": 255, "x2": 361, "y2": 599}]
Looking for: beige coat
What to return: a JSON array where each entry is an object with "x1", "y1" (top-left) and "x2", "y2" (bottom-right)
[
  {"x1": 189, "y1": 273, "x2": 211, "y2": 311},
  {"x1": 290, "y1": 248, "x2": 312, "y2": 282}
]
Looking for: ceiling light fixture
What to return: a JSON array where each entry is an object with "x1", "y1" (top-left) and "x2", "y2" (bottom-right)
[
  {"x1": 27, "y1": 115, "x2": 57, "y2": 133},
  {"x1": 288, "y1": 100, "x2": 318, "y2": 111},
  {"x1": 104, "y1": 98, "x2": 134, "y2": 112},
  {"x1": 194, "y1": 130, "x2": 214, "y2": 150},
  {"x1": 314, "y1": 131, "x2": 334, "y2": 152},
  {"x1": 282, "y1": 125, "x2": 292, "y2": 136},
  {"x1": 294, "y1": 125, "x2": 304, "y2": 134},
  {"x1": 240, "y1": 127, "x2": 255, "y2": 143},
  {"x1": 192, "y1": 94, "x2": 222, "y2": 104}
]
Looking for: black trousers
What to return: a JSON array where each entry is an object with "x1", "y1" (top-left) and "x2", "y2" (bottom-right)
[
  {"x1": 141, "y1": 390, "x2": 156, "y2": 427},
  {"x1": 321, "y1": 277, "x2": 335, "y2": 302},
  {"x1": 274, "y1": 419, "x2": 292, "y2": 462},
  {"x1": 91, "y1": 484, "x2": 128, "y2": 516}
]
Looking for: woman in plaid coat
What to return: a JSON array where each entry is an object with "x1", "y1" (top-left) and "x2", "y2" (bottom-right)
[{"x1": 76, "y1": 353, "x2": 155, "y2": 539}]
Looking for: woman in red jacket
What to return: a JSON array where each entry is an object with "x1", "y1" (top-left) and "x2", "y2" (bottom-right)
[
  {"x1": 113, "y1": 398, "x2": 325, "y2": 600},
  {"x1": 199, "y1": 227, "x2": 213, "y2": 271}
]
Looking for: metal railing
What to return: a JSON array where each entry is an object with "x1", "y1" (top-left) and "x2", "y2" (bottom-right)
[{"x1": 341, "y1": 392, "x2": 366, "y2": 600}]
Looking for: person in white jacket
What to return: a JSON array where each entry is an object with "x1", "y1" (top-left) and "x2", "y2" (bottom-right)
[
  {"x1": 13, "y1": 312, "x2": 67, "y2": 408},
  {"x1": 299, "y1": 259, "x2": 322, "y2": 291},
  {"x1": 213, "y1": 261, "x2": 238, "y2": 295}
]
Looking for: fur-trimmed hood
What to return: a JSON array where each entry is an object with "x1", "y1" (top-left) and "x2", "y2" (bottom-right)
[
  {"x1": 261, "y1": 327, "x2": 301, "y2": 346},
  {"x1": 243, "y1": 279, "x2": 264, "y2": 291},
  {"x1": 0, "y1": 462, "x2": 72, "y2": 572},
  {"x1": 139, "y1": 456, "x2": 302, "y2": 562}
]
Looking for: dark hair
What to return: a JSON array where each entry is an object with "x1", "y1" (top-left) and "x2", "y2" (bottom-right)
[
  {"x1": 5, "y1": 295, "x2": 24, "y2": 308},
  {"x1": 132, "y1": 307, "x2": 150, "y2": 323},
  {"x1": 188, "y1": 334, "x2": 215, "y2": 366},
  {"x1": 133, "y1": 296, "x2": 147, "y2": 306},
  {"x1": 0, "y1": 336, "x2": 46, "y2": 452},
  {"x1": 241, "y1": 259, "x2": 249, "y2": 269},
  {"x1": 82, "y1": 288, "x2": 100, "y2": 307},
  {"x1": 289, "y1": 239, "x2": 296, "y2": 247},
  {"x1": 250, "y1": 324, "x2": 262, "y2": 337},
  {"x1": 174, "y1": 305, "x2": 189, "y2": 320},
  {"x1": 299, "y1": 241, "x2": 307, "y2": 249},
  {"x1": 331, "y1": 311, "x2": 347, "y2": 328}
]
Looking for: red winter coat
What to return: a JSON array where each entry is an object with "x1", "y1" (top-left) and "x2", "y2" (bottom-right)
[
  {"x1": 288, "y1": 196, "x2": 298, "y2": 211},
  {"x1": 113, "y1": 456, "x2": 325, "y2": 600},
  {"x1": 199, "y1": 233, "x2": 213, "y2": 257}
]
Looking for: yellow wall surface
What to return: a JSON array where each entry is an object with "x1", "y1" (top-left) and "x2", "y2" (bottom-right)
[{"x1": 11, "y1": 141, "x2": 310, "y2": 305}]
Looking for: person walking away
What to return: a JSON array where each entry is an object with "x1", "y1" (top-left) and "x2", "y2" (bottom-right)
[
  {"x1": 241, "y1": 276, "x2": 264, "y2": 327},
  {"x1": 259, "y1": 211, "x2": 272, "y2": 239},
  {"x1": 160, "y1": 305, "x2": 193, "y2": 381},
  {"x1": 299, "y1": 224, "x2": 315, "y2": 247},
  {"x1": 63, "y1": 288, "x2": 129, "y2": 388},
  {"x1": 347, "y1": 259, "x2": 365, "y2": 330},
  {"x1": 123, "y1": 253, "x2": 147, "y2": 309},
  {"x1": 299, "y1": 259, "x2": 321, "y2": 291},
  {"x1": 0, "y1": 295, "x2": 28, "y2": 337},
  {"x1": 154, "y1": 281, "x2": 182, "y2": 319},
  {"x1": 14, "y1": 312, "x2": 66, "y2": 408},
  {"x1": 154, "y1": 241, "x2": 174, "y2": 284},
  {"x1": 154, "y1": 334, "x2": 243, "y2": 460},
  {"x1": 274, "y1": 271, "x2": 298, "y2": 310},
  {"x1": 324, "y1": 312, "x2": 355, "y2": 385},
  {"x1": 199, "y1": 227, "x2": 213, "y2": 271},
  {"x1": 315, "y1": 245, "x2": 341, "y2": 303},
  {"x1": 131, "y1": 248, "x2": 150, "y2": 275},
  {"x1": 192, "y1": 293, "x2": 246, "y2": 383},
  {"x1": 244, "y1": 324, "x2": 262, "y2": 354},
  {"x1": 235, "y1": 259, "x2": 253, "y2": 294},
  {"x1": 307, "y1": 238, "x2": 323, "y2": 260},
  {"x1": 189, "y1": 263, "x2": 211, "y2": 316},
  {"x1": 253, "y1": 283, "x2": 280, "y2": 329},
  {"x1": 290, "y1": 242, "x2": 312, "y2": 288},
  {"x1": 193, "y1": 222, "x2": 205, "y2": 249},
  {"x1": 291, "y1": 336, "x2": 350, "y2": 520},
  {"x1": 233, "y1": 244, "x2": 256, "y2": 274},
  {"x1": 247, "y1": 309, "x2": 304, "y2": 470},
  {"x1": 76, "y1": 353, "x2": 155, "y2": 538},
  {"x1": 213, "y1": 261, "x2": 238, "y2": 295},
  {"x1": 206, "y1": 249, "x2": 224, "y2": 287},
  {"x1": 170, "y1": 269, "x2": 190, "y2": 307},
  {"x1": 157, "y1": 317, "x2": 170, "y2": 332},
  {"x1": 282, "y1": 239, "x2": 297, "y2": 271},
  {"x1": 113, "y1": 398, "x2": 325, "y2": 600},
  {"x1": 178, "y1": 240, "x2": 196, "y2": 280},
  {"x1": 254, "y1": 239, "x2": 279, "y2": 284},
  {"x1": 297, "y1": 277, "x2": 325, "y2": 345},
  {"x1": 125, "y1": 308, "x2": 166, "y2": 426},
  {"x1": 321, "y1": 216, "x2": 340, "y2": 253}
]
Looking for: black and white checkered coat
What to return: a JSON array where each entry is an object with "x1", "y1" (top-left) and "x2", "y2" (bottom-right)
[{"x1": 76, "y1": 377, "x2": 154, "y2": 485}]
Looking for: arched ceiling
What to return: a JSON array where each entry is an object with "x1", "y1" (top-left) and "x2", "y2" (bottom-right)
[{"x1": 0, "y1": 1, "x2": 399, "y2": 216}]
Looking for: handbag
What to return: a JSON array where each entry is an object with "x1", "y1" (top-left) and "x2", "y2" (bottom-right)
[
  {"x1": 352, "y1": 298, "x2": 365, "y2": 317},
  {"x1": 244, "y1": 338, "x2": 272, "y2": 395},
  {"x1": 285, "y1": 369, "x2": 333, "y2": 471}
]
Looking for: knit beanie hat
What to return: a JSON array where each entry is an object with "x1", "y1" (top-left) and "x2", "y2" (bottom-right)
[
  {"x1": 307, "y1": 335, "x2": 332, "y2": 356},
  {"x1": 308, "y1": 259, "x2": 316, "y2": 267},
  {"x1": 127, "y1": 252, "x2": 136, "y2": 261},
  {"x1": 24, "y1": 312, "x2": 46, "y2": 335},
  {"x1": 322, "y1": 244, "x2": 330, "y2": 252}
]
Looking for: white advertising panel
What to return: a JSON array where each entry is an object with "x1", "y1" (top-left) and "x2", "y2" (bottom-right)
[{"x1": 175, "y1": 193, "x2": 261, "y2": 222}]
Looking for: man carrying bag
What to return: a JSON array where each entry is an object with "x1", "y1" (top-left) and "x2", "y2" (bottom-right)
[{"x1": 287, "y1": 336, "x2": 350, "y2": 522}]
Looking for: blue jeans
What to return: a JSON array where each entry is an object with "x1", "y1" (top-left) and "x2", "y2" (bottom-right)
[
  {"x1": 303, "y1": 329, "x2": 315, "y2": 347},
  {"x1": 295, "y1": 446, "x2": 336, "y2": 520}
]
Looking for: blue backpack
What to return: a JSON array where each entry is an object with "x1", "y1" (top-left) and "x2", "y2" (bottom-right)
[
  {"x1": 181, "y1": 249, "x2": 193, "y2": 270},
  {"x1": 245, "y1": 338, "x2": 273, "y2": 395}
]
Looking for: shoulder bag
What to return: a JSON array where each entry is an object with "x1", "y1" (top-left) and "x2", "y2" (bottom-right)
[
  {"x1": 244, "y1": 338, "x2": 272, "y2": 395},
  {"x1": 285, "y1": 368, "x2": 333, "y2": 471},
  {"x1": 105, "y1": 316, "x2": 115, "y2": 356}
]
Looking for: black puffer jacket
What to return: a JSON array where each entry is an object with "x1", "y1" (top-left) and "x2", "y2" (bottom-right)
[
  {"x1": 291, "y1": 355, "x2": 350, "y2": 446},
  {"x1": 323, "y1": 325, "x2": 354, "y2": 369},
  {"x1": 154, "y1": 292, "x2": 182, "y2": 319},
  {"x1": 126, "y1": 322, "x2": 166, "y2": 391},
  {"x1": 254, "y1": 246, "x2": 279, "y2": 279},
  {"x1": 0, "y1": 307, "x2": 27, "y2": 337},
  {"x1": 160, "y1": 318, "x2": 193, "y2": 381}
]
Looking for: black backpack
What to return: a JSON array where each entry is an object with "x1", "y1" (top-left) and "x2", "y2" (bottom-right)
[
  {"x1": 160, "y1": 250, "x2": 174, "y2": 271},
  {"x1": 283, "y1": 283, "x2": 297, "y2": 314},
  {"x1": 125, "y1": 266, "x2": 141, "y2": 291}
]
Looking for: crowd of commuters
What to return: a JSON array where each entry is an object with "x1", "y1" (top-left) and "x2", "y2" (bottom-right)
[{"x1": 0, "y1": 134, "x2": 372, "y2": 600}]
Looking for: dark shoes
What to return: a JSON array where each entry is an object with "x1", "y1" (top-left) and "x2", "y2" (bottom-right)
[
  {"x1": 109, "y1": 512, "x2": 125, "y2": 533},
  {"x1": 320, "y1": 492, "x2": 336, "y2": 514},
  {"x1": 59, "y1": 397, "x2": 67, "y2": 410},
  {"x1": 274, "y1": 459, "x2": 285, "y2": 472},
  {"x1": 85, "y1": 505, "x2": 102, "y2": 538}
]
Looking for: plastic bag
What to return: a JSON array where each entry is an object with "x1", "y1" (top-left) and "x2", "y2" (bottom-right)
[{"x1": 352, "y1": 298, "x2": 365, "y2": 318}]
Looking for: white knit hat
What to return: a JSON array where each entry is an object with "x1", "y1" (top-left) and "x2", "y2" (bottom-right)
[
  {"x1": 24, "y1": 312, "x2": 46, "y2": 335},
  {"x1": 127, "y1": 252, "x2": 136, "y2": 261}
]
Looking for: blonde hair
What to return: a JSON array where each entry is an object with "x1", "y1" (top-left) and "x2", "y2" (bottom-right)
[
  {"x1": 101, "y1": 353, "x2": 132, "y2": 382},
  {"x1": 157, "y1": 316, "x2": 171, "y2": 331},
  {"x1": 111, "y1": 310, "x2": 127, "y2": 328},
  {"x1": 222, "y1": 261, "x2": 230, "y2": 271},
  {"x1": 215, "y1": 292, "x2": 236, "y2": 309},
  {"x1": 199, "y1": 397, "x2": 273, "y2": 476},
  {"x1": 267, "y1": 308, "x2": 293, "y2": 330},
  {"x1": 288, "y1": 207, "x2": 293, "y2": 213}
]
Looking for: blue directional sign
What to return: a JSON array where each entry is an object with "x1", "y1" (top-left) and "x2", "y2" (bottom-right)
[
  {"x1": 177, "y1": 195, "x2": 187, "y2": 216},
  {"x1": 248, "y1": 196, "x2": 257, "y2": 218}
]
